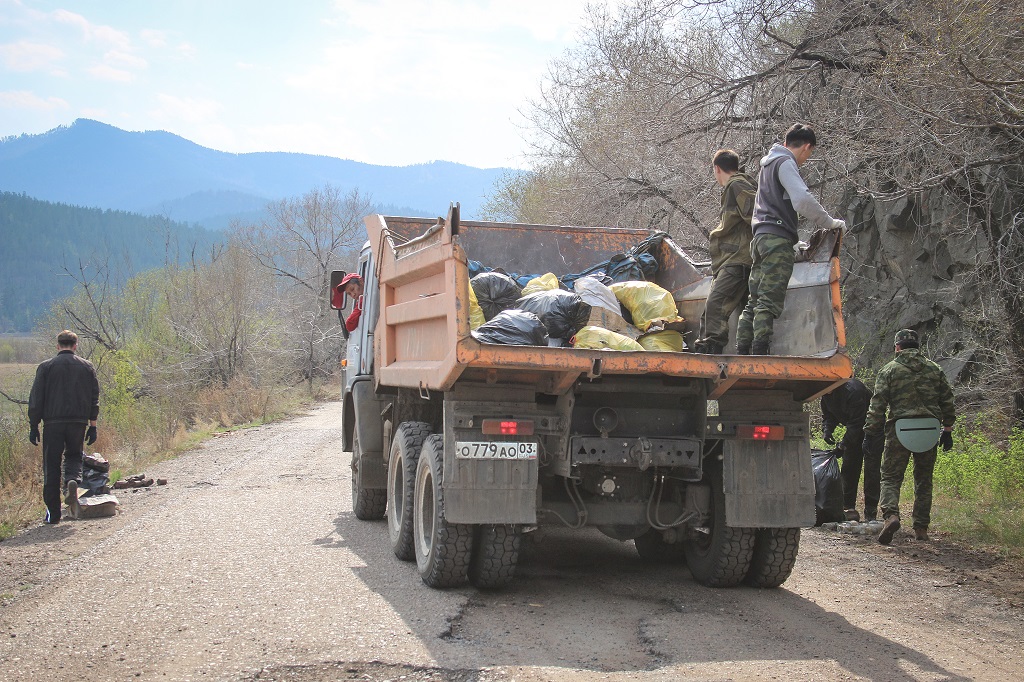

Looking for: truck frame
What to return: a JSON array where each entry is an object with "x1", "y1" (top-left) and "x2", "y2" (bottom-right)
[{"x1": 332, "y1": 204, "x2": 851, "y2": 589}]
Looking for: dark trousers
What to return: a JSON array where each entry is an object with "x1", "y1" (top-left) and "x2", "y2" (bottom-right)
[
  {"x1": 42, "y1": 422, "x2": 85, "y2": 521},
  {"x1": 840, "y1": 428, "x2": 880, "y2": 513},
  {"x1": 698, "y1": 264, "x2": 750, "y2": 348}
]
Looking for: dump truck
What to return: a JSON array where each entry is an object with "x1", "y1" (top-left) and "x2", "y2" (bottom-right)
[{"x1": 331, "y1": 204, "x2": 851, "y2": 589}]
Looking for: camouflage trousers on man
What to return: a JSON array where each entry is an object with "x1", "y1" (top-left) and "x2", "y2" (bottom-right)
[
  {"x1": 879, "y1": 432, "x2": 937, "y2": 530},
  {"x1": 697, "y1": 264, "x2": 750, "y2": 351},
  {"x1": 736, "y1": 233, "x2": 794, "y2": 352}
]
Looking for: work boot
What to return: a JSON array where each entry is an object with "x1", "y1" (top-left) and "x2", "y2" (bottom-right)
[
  {"x1": 863, "y1": 508, "x2": 877, "y2": 522},
  {"x1": 914, "y1": 527, "x2": 930, "y2": 541},
  {"x1": 877, "y1": 514, "x2": 901, "y2": 545},
  {"x1": 704, "y1": 341, "x2": 724, "y2": 355},
  {"x1": 736, "y1": 343, "x2": 751, "y2": 355},
  {"x1": 64, "y1": 480, "x2": 81, "y2": 520},
  {"x1": 844, "y1": 508, "x2": 861, "y2": 522},
  {"x1": 751, "y1": 340, "x2": 771, "y2": 355}
]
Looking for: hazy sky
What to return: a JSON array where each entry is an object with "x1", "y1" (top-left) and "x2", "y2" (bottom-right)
[{"x1": 0, "y1": 0, "x2": 595, "y2": 168}]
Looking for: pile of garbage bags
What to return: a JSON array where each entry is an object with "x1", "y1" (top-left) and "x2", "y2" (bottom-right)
[{"x1": 468, "y1": 234, "x2": 686, "y2": 352}]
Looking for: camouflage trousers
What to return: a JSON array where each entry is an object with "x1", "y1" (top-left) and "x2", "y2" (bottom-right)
[
  {"x1": 736, "y1": 233, "x2": 794, "y2": 348},
  {"x1": 879, "y1": 431, "x2": 937, "y2": 529},
  {"x1": 697, "y1": 264, "x2": 750, "y2": 348}
]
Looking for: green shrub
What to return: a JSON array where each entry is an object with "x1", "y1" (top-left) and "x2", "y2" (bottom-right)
[{"x1": 930, "y1": 424, "x2": 1024, "y2": 550}]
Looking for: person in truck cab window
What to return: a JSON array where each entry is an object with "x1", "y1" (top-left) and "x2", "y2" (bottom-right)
[{"x1": 336, "y1": 273, "x2": 364, "y2": 335}]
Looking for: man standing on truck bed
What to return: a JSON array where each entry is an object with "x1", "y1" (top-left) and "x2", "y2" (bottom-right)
[
  {"x1": 28, "y1": 330, "x2": 100, "y2": 524},
  {"x1": 862, "y1": 329, "x2": 956, "y2": 545},
  {"x1": 695, "y1": 149, "x2": 756, "y2": 355},
  {"x1": 822, "y1": 378, "x2": 876, "y2": 522},
  {"x1": 736, "y1": 123, "x2": 846, "y2": 355}
]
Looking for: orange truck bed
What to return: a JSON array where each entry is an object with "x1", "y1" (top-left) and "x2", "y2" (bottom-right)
[{"x1": 365, "y1": 208, "x2": 851, "y2": 402}]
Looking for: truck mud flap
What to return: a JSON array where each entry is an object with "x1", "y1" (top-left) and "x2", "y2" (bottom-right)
[
  {"x1": 352, "y1": 379, "x2": 386, "y2": 488},
  {"x1": 442, "y1": 437, "x2": 538, "y2": 525},
  {"x1": 722, "y1": 439, "x2": 815, "y2": 528}
]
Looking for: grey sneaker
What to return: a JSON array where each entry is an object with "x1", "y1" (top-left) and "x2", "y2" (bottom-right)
[
  {"x1": 65, "y1": 480, "x2": 81, "y2": 520},
  {"x1": 877, "y1": 515, "x2": 901, "y2": 545}
]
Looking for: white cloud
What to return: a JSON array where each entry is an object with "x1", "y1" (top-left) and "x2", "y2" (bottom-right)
[
  {"x1": 152, "y1": 93, "x2": 223, "y2": 125},
  {"x1": 140, "y1": 29, "x2": 167, "y2": 48},
  {"x1": 0, "y1": 40, "x2": 64, "y2": 72},
  {"x1": 50, "y1": 9, "x2": 132, "y2": 50},
  {"x1": 0, "y1": 90, "x2": 69, "y2": 111},
  {"x1": 88, "y1": 64, "x2": 134, "y2": 82}
]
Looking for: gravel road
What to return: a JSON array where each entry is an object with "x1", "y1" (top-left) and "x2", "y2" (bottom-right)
[{"x1": 1, "y1": 401, "x2": 1022, "y2": 681}]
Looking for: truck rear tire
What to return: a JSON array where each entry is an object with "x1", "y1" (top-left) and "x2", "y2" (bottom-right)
[
  {"x1": 387, "y1": 421, "x2": 432, "y2": 561},
  {"x1": 634, "y1": 528, "x2": 687, "y2": 564},
  {"x1": 414, "y1": 434, "x2": 473, "y2": 588},
  {"x1": 351, "y1": 433, "x2": 386, "y2": 520},
  {"x1": 469, "y1": 525, "x2": 522, "y2": 589},
  {"x1": 682, "y1": 465, "x2": 755, "y2": 587},
  {"x1": 744, "y1": 528, "x2": 801, "y2": 588}
]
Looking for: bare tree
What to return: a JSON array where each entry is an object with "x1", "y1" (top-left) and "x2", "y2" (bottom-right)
[
  {"x1": 234, "y1": 185, "x2": 371, "y2": 391},
  {"x1": 505, "y1": 0, "x2": 1024, "y2": 419}
]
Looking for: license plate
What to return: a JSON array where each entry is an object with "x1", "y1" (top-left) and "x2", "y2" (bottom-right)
[{"x1": 455, "y1": 441, "x2": 537, "y2": 460}]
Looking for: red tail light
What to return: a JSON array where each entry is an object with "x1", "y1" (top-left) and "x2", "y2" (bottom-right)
[
  {"x1": 736, "y1": 425, "x2": 785, "y2": 441},
  {"x1": 481, "y1": 419, "x2": 535, "y2": 436}
]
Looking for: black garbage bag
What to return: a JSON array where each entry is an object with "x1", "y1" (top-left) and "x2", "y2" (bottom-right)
[
  {"x1": 515, "y1": 290, "x2": 592, "y2": 340},
  {"x1": 471, "y1": 272, "x2": 523, "y2": 321},
  {"x1": 81, "y1": 466, "x2": 111, "y2": 497},
  {"x1": 812, "y1": 448, "x2": 845, "y2": 525},
  {"x1": 471, "y1": 310, "x2": 549, "y2": 346}
]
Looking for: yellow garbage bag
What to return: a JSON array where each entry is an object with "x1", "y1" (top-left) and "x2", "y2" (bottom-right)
[
  {"x1": 521, "y1": 272, "x2": 559, "y2": 296},
  {"x1": 468, "y1": 283, "x2": 486, "y2": 330},
  {"x1": 609, "y1": 282, "x2": 683, "y2": 332},
  {"x1": 638, "y1": 330, "x2": 685, "y2": 352},
  {"x1": 572, "y1": 326, "x2": 645, "y2": 351}
]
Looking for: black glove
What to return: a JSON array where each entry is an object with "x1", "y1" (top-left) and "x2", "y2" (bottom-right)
[
  {"x1": 86, "y1": 425, "x2": 97, "y2": 446},
  {"x1": 939, "y1": 431, "x2": 953, "y2": 451},
  {"x1": 830, "y1": 447, "x2": 843, "y2": 459},
  {"x1": 822, "y1": 426, "x2": 835, "y2": 445},
  {"x1": 862, "y1": 431, "x2": 884, "y2": 459},
  {"x1": 29, "y1": 425, "x2": 40, "y2": 446}
]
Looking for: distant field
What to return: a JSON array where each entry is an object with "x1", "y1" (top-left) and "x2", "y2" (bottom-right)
[{"x1": 0, "y1": 364, "x2": 34, "y2": 417}]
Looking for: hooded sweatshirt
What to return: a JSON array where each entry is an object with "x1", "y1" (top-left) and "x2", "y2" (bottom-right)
[{"x1": 752, "y1": 143, "x2": 844, "y2": 243}]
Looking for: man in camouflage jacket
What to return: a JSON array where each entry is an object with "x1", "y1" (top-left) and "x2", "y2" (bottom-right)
[
  {"x1": 695, "y1": 149, "x2": 756, "y2": 355},
  {"x1": 862, "y1": 329, "x2": 956, "y2": 544}
]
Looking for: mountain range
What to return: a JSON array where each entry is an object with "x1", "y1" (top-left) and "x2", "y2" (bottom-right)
[{"x1": 0, "y1": 119, "x2": 513, "y2": 227}]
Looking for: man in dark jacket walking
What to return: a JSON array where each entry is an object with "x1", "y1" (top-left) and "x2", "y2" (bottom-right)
[
  {"x1": 28, "y1": 330, "x2": 100, "y2": 523},
  {"x1": 695, "y1": 149, "x2": 757, "y2": 355},
  {"x1": 821, "y1": 378, "x2": 876, "y2": 522},
  {"x1": 736, "y1": 124, "x2": 846, "y2": 355},
  {"x1": 862, "y1": 329, "x2": 956, "y2": 544}
]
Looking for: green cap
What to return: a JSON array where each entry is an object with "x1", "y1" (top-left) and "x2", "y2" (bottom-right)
[{"x1": 894, "y1": 329, "x2": 918, "y2": 346}]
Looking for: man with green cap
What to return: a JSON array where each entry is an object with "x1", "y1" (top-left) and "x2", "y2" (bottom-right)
[{"x1": 862, "y1": 329, "x2": 956, "y2": 544}]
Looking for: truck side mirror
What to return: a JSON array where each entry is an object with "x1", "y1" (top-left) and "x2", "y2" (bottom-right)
[{"x1": 330, "y1": 270, "x2": 348, "y2": 310}]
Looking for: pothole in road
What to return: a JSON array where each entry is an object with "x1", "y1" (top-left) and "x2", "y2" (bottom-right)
[{"x1": 246, "y1": 661, "x2": 508, "y2": 681}]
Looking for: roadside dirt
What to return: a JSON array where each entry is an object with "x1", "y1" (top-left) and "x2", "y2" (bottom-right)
[{"x1": 1, "y1": 401, "x2": 1021, "y2": 681}]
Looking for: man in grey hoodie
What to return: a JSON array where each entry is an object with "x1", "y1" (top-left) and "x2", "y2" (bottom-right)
[{"x1": 735, "y1": 124, "x2": 846, "y2": 355}]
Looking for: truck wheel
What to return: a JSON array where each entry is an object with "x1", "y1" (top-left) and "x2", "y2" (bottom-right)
[
  {"x1": 634, "y1": 529, "x2": 687, "y2": 564},
  {"x1": 682, "y1": 466, "x2": 755, "y2": 587},
  {"x1": 414, "y1": 434, "x2": 473, "y2": 588},
  {"x1": 745, "y1": 528, "x2": 801, "y2": 588},
  {"x1": 387, "y1": 421, "x2": 432, "y2": 561},
  {"x1": 469, "y1": 525, "x2": 521, "y2": 589},
  {"x1": 351, "y1": 432, "x2": 386, "y2": 520}
]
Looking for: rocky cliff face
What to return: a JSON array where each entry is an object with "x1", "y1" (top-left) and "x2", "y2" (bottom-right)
[{"x1": 840, "y1": 192, "x2": 986, "y2": 385}]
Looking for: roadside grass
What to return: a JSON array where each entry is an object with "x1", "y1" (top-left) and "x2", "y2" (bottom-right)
[
  {"x1": 0, "y1": 376, "x2": 338, "y2": 539},
  {"x1": 812, "y1": 420, "x2": 1024, "y2": 555}
]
